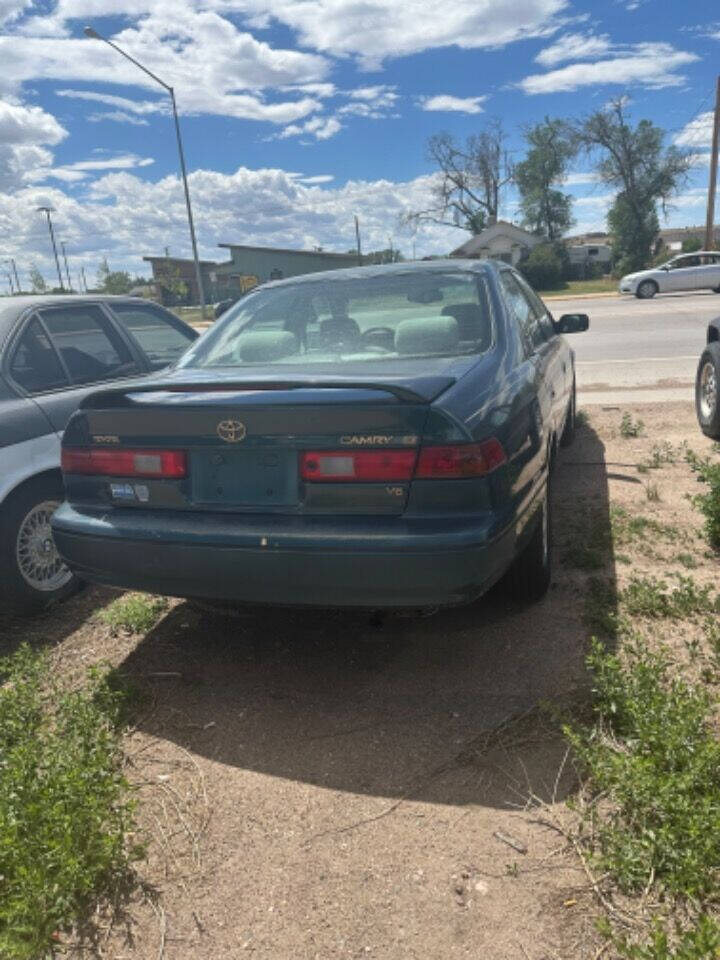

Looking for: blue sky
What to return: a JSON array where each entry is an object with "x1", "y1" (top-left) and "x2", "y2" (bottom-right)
[{"x1": 0, "y1": 0, "x2": 717, "y2": 288}]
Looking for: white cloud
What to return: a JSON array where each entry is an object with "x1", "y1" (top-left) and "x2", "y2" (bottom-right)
[
  {"x1": 0, "y1": 0, "x2": 31, "y2": 25},
  {"x1": 0, "y1": 98, "x2": 68, "y2": 190},
  {"x1": 229, "y1": 0, "x2": 570, "y2": 69},
  {"x1": 519, "y1": 43, "x2": 698, "y2": 94},
  {"x1": 0, "y1": 163, "x2": 464, "y2": 283},
  {"x1": 674, "y1": 111, "x2": 714, "y2": 148},
  {"x1": 562, "y1": 171, "x2": 601, "y2": 185},
  {"x1": 56, "y1": 88, "x2": 166, "y2": 115},
  {"x1": 278, "y1": 115, "x2": 342, "y2": 140},
  {"x1": 0, "y1": 7, "x2": 329, "y2": 123},
  {"x1": 535, "y1": 32, "x2": 612, "y2": 67},
  {"x1": 420, "y1": 94, "x2": 487, "y2": 114},
  {"x1": 87, "y1": 111, "x2": 150, "y2": 125},
  {"x1": 26, "y1": 152, "x2": 155, "y2": 184}
]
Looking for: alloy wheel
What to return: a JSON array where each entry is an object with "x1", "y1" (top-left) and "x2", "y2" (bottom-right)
[{"x1": 15, "y1": 500, "x2": 72, "y2": 592}]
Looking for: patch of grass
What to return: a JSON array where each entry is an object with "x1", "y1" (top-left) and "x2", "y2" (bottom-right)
[
  {"x1": 622, "y1": 575, "x2": 717, "y2": 620},
  {"x1": 637, "y1": 443, "x2": 682, "y2": 473},
  {"x1": 584, "y1": 577, "x2": 619, "y2": 636},
  {"x1": 611, "y1": 915, "x2": 720, "y2": 960},
  {"x1": 620, "y1": 412, "x2": 645, "y2": 439},
  {"x1": 610, "y1": 506, "x2": 680, "y2": 547},
  {"x1": 540, "y1": 277, "x2": 618, "y2": 297},
  {"x1": 576, "y1": 408, "x2": 590, "y2": 429},
  {"x1": 100, "y1": 592, "x2": 168, "y2": 634},
  {"x1": 645, "y1": 481, "x2": 661, "y2": 502},
  {"x1": 685, "y1": 450, "x2": 720, "y2": 549},
  {"x1": 673, "y1": 553, "x2": 698, "y2": 570},
  {"x1": 566, "y1": 639, "x2": 720, "y2": 900},
  {"x1": 0, "y1": 645, "x2": 142, "y2": 960}
]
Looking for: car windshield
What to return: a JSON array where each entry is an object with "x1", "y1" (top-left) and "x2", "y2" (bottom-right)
[{"x1": 179, "y1": 270, "x2": 493, "y2": 368}]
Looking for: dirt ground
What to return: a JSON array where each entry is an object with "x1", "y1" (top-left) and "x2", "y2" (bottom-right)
[{"x1": 2, "y1": 401, "x2": 717, "y2": 960}]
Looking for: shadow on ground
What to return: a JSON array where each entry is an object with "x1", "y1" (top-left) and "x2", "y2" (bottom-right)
[
  {"x1": 110, "y1": 422, "x2": 617, "y2": 810},
  {"x1": 0, "y1": 585, "x2": 118, "y2": 660}
]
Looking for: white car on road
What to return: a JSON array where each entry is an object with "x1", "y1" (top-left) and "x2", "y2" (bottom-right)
[{"x1": 620, "y1": 251, "x2": 720, "y2": 299}]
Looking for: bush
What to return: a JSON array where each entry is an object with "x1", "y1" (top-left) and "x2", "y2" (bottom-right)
[
  {"x1": 0, "y1": 645, "x2": 142, "y2": 959},
  {"x1": 519, "y1": 243, "x2": 564, "y2": 290}
]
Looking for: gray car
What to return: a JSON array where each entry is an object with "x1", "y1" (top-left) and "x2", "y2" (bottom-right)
[
  {"x1": 0, "y1": 295, "x2": 198, "y2": 615},
  {"x1": 620, "y1": 252, "x2": 720, "y2": 299}
]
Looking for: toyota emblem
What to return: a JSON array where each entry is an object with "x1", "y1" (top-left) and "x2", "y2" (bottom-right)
[{"x1": 217, "y1": 419, "x2": 247, "y2": 443}]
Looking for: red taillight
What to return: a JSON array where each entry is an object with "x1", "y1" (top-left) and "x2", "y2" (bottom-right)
[
  {"x1": 300, "y1": 449, "x2": 416, "y2": 482},
  {"x1": 61, "y1": 448, "x2": 187, "y2": 478},
  {"x1": 300, "y1": 439, "x2": 505, "y2": 483},
  {"x1": 416, "y1": 439, "x2": 506, "y2": 478}
]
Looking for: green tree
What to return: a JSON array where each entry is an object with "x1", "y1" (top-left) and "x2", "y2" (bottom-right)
[
  {"x1": 154, "y1": 261, "x2": 188, "y2": 304},
  {"x1": 96, "y1": 258, "x2": 133, "y2": 295},
  {"x1": 515, "y1": 118, "x2": 576, "y2": 241},
  {"x1": 404, "y1": 119, "x2": 513, "y2": 234},
  {"x1": 29, "y1": 266, "x2": 47, "y2": 293},
  {"x1": 681, "y1": 236, "x2": 703, "y2": 253},
  {"x1": 578, "y1": 99, "x2": 691, "y2": 274},
  {"x1": 519, "y1": 244, "x2": 564, "y2": 290}
]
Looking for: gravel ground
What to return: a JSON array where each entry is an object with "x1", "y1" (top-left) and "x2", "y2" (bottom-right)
[{"x1": 1, "y1": 400, "x2": 716, "y2": 960}]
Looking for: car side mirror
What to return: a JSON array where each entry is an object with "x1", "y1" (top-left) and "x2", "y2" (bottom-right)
[{"x1": 555, "y1": 313, "x2": 589, "y2": 334}]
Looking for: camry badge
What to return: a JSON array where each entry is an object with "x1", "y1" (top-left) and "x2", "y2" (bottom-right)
[{"x1": 217, "y1": 419, "x2": 247, "y2": 443}]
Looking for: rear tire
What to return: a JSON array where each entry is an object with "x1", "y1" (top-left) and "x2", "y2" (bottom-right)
[
  {"x1": 560, "y1": 380, "x2": 576, "y2": 448},
  {"x1": 636, "y1": 280, "x2": 658, "y2": 299},
  {"x1": 500, "y1": 482, "x2": 552, "y2": 605},
  {"x1": 696, "y1": 342, "x2": 720, "y2": 439},
  {"x1": 0, "y1": 477, "x2": 80, "y2": 617}
]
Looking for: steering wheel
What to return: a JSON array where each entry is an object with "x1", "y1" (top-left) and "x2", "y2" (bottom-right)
[{"x1": 360, "y1": 326, "x2": 395, "y2": 350}]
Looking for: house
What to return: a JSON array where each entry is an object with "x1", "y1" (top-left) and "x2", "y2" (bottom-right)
[
  {"x1": 216, "y1": 244, "x2": 359, "y2": 288},
  {"x1": 655, "y1": 226, "x2": 720, "y2": 254},
  {"x1": 450, "y1": 221, "x2": 542, "y2": 266},
  {"x1": 143, "y1": 255, "x2": 221, "y2": 306}
]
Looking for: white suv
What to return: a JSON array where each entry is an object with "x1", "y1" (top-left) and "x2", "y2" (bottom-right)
[{"x1": 620, "y1": 252, "x2": 720, "y2": 299}]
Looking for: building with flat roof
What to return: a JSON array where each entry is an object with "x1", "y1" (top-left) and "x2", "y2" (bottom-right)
[{"x1": 216, "y1": 243, "x2": 359, "y2": 287}]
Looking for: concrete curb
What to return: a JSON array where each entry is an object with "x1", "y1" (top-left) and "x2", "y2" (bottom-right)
[{"x1": 543, "y1": 291, "x2": 620, "y2": 301}]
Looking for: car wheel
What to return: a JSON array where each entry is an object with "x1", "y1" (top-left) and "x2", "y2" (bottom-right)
[
  {"x1": 636, "y1": 280, "x2": 658, "y2": 299},
  {"x1": 696, "y1": 342, "x2": 720, "y2": 440},
  {"x1": 0, "y1": 477, "x2": 80, "y2": 617},
  {"x1": 560, "y1": 380, "x2": 576, "y2": 448},
  {"x1": 713, "y1": 286, "x2": 720, "y2": 294},
  {"x1": 499, "y1": 482, "x2": 552, "y2": 605}
]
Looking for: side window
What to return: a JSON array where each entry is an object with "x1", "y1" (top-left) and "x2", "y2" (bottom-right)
[
  {"x1": 499, "y1": 272, "x2": 545, "y2": 352},
  {"x1": 9, "y1": 318, "x2": 69, "y2": 394},
  {"x1": 110, "y1": 303, "x2": 196, "y2": 370},
  {"x1": 513, "y1": 273, "x2": 555, "y2": 340},
  {"x1": 37, "y1": 305, "x2": 137, "y2": 385}
]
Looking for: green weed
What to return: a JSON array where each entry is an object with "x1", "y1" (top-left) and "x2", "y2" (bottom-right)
[
  {"x1": 620, "y1": 412, "x2": 645, "y2": 438},
  {"x1": 611, "y1": 916, "x2": 720, "y2": 959},
  {"x1": 621, "y1": 575, "x2": 716, "y2": 620},
  {"x1": 100, "y1": 592, "x2": 168, "y2": 634},
  {"x1": 685, "y1": 450, "x2": 720, "y2": 549},
  {"x1": 0, "y1": 645, "x2": 142, "y2": 960},
  {"x1": 673, "y1": 553, "x2": 698, "y2": 570},
  {"x1": 566, "y1": 640, "x2": 720, "y2": 900}
]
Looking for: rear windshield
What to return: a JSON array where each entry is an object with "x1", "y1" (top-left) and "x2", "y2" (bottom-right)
[{"x1": 179, "y1": 270, "x2": 493, "y2": 368}]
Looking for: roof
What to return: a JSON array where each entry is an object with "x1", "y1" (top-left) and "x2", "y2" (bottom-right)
[
  {"x1": 0, "y1": 294, "x2": 165, "y2": 343},
  {"x1": 218, "y1": 243, "x2": 358, "y2": 260},
  {"x1": 247, "y1": 258, "x2": 494, "y2": 291},
  {"x1": 450, "y1": 221, "x2": 541, "y2": 257},
  {"x1": 143, "y1": 255, "x2": 219, "y2": 266}
]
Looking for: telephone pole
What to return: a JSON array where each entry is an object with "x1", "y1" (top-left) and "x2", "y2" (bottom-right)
[
  {"x1": 354, "y1": 215, "x2": 362, "y2": 266},
  {"x1": 60, "y1": 241, "x2": 73, "y2": 292},
  {"x1": 705, "y1": 75, "x2": 720, "y2": 251},
  {"x1": 36, "y1": 206, "x2": 64, "y2": 291}
]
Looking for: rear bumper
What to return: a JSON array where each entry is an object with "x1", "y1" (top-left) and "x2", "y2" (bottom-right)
[{"x1": 52, "y1": 503, "x2": 525, "y2": 608}]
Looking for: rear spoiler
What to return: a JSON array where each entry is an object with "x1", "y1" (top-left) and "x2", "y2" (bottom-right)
[{"x1": 80, "y1": 377, "x2": 456, "y2": 409}]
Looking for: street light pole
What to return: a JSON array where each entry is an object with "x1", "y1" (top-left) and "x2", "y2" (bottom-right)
[
  {"x1": 60, "y1": 241, "x2": 73, "y2": 292},
  {"x1": 37, "y1": 206, "x2": 64, "y2": 291},
  {"x1": 84, "y1": 25, "x2": 208, "y2": 318},
  {"x1": 8, "y1": 259, "x2": 20, "y2": 292}
]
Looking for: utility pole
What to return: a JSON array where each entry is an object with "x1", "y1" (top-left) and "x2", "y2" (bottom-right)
[
  {"x1": 36, "y1": 206, "x2": 64, "y2": 291},
  {"x1": 84, "y1": 26, "x2": 208, "y2": 318},
  {"x1": 705, "y1": 75, "x2": 720, "y2": 251},
  {"x1": 354, "y1": 215, "x2": 362, "y2": 266},
  {"x1": 81, "y1": 266, "x2": 88, "y2": 293},
  {"x1": 9, "y1": 259, "x2": 20, "y2": 292},
  {"x1": 7, "y1": 272, "x2": 14, "y2": 295},
  {"x1": 60, "y1": 241, "x2": 72, "y2": 292}
]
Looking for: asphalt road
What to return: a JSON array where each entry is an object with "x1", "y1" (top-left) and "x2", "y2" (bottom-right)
[{"x1": 548, "y1": 289, "x2": 719, "y2": 403}]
